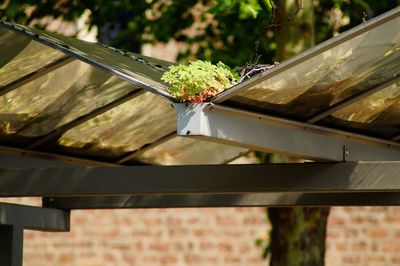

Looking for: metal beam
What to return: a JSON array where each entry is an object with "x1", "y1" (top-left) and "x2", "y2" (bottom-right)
[
  {"x1": 1, "y1": 162, "x2": 400, "y2": 197},
  {"x1": 306, "y1": 75, "x2": 400, "y2": 123},
  {"x1": 392, "y1": 134, "x2": 400, "y2": 142},
  {"x1": 43, "y1": 192, "x2": 400, "y2": 209},
  {"x1": 174, "y1": 103, "x2": 400, "y2": 161},
  {"x1": 0, "y1": 154, "x2": 77, "y2": 168},
  {"x1": 0, "y1": 203, "x2": 70, "y2": 232},
  {"x1": 26, "y1": 89, "x2": 144, "y2": 149},
  {"x1": 0, "y1": 56, "x2": 74, "y2": 97},
  {"x1": 0, "y1": 145, "x2": 119, "y2": 167}
]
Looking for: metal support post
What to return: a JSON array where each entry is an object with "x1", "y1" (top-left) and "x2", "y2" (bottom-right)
[
  {"x1": 0, "y1": 225, "x2": 23, "y2": 266},
  {"x1": 0, "y1": 203, "x2": 70, "y2": 266}
]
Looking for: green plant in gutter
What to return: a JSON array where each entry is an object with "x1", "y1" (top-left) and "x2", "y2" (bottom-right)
[{"x1": 161, "y1": 60, "x2": 239, "y2": 103}]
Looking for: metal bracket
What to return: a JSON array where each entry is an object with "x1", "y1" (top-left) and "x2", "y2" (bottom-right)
[{"x1": 343, "y1": 146, "x2": 349, "y2": 162}]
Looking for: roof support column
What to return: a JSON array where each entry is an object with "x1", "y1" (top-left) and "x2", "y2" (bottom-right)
[
  {"x1": 0, "y1": 225, "x2": 23, "y2": 266},
  {"x1": 0, "y1": 203, "x2": 70, "y2": 266}
]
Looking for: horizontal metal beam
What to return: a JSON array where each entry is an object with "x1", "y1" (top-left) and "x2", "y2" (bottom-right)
[
  {"x1": 0, "y1": 154, "x2": 77, "y2": 168},
  {"x1": 43, "y1": 192, "x2": 400, "y2": 209},
  {"x1": 174, "y1": 103, "x2": 400, "y2": 161},
  {"x1": 0, "y1": 145, "x2": 119, "y2": 167},
  {"x1": 0, "y1": 203, "x2": 69, "y2": 232},
  {"x1": 1, "y1": 162, "x2": 400, "y2": 197},
  {"x1": 392, "y1": 134, "x2": 400, "y2": 142}
]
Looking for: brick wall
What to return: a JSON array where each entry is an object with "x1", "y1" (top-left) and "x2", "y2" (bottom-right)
[
  {"x1": 4, "y1": 199, "x2": 400, "y2": 266},
  {"x1": 24, "y1": 207, "x2": 268, "y2": 266},
  {"x1": 326, "y1": 207, "x2": 400, "y2": 266}
]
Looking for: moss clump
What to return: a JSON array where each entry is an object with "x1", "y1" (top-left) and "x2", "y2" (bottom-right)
[{"x1": 161, "y1": 60, "x2": 239, "y2": 103}]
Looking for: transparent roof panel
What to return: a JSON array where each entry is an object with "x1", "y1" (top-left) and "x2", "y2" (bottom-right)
[
  {"x1": 0, "y1": 60, "x2": 140, "y2": 137},
  {"x1": 0, "y1": 28, "x2": 66, "y2": 87},
  {"x1": 135, "y1": 136, "x2": 247, "y2": 165},
  {"x1": 59, "y1": 92, "x2": 176, "y2": 157},
  {"x1": 319, "y1": 81, "x2": 400, "y2": 139},
  {"x1": 1, "y1": 22, "x2": 175, "y2": 100},
  {"x1": 1, "y1": 8, "x2": 399, "y2": 165},
  {"x1": 215, "y1": 7, "x2": 400, "y2": 121}
]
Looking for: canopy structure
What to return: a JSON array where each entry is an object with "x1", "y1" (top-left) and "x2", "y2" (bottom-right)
[{"x1": 0, "y1": 6, "x2": 399, "y2": 266}]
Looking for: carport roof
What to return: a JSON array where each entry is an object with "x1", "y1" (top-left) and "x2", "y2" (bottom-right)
[{"x1": 0, "y1": 6, "x2": 399, "y2": 166}]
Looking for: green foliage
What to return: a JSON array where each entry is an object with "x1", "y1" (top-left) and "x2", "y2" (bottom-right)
[
  {"x1": 1, "y1": 0, "x2": 399, "y2": 66},
  {"x1": 208, "y1": 0, "x2": 263, "y2": 19},
  {"x1": 161, "y1": 60, "x2": 239, "y2": 102}
]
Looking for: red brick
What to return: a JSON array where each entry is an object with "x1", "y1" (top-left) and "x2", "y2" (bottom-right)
[
  {"x1": 216, "y1": 215, "x2": 237, "y2": 226},
  {"x1": 149, "y1": 242, "x2": 170, "y2": 252},
  {"x1": 368, "y1": 227, "x2": 389, "y2": 238},
  {"x1": 217, "y1": 242, "x2": 233, "y2": 253},
  {"x1": 160, "y1": 255, "x2": 178, "y2": 264},
  {"x1": 382, "y1": 242, "x2": 400, "y2": 253},
  {"x1": 336, "y1": 243, "x2": 347, "y2": 252},
  {"x1": 58, "y1": 253, "x2": 74, "y2": 264}
]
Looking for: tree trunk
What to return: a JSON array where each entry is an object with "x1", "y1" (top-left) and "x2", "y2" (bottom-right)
[
  {"x1": 268, "y1": 1, "x2": 330, "y2": 266},
  {"x1": 268, "y1": 207, "x2": 330, "y2": 266}
]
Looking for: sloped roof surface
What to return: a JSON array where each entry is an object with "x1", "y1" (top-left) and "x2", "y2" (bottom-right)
[{"x1": 0, "y1": 6, "x2": 399, "y2": 166}]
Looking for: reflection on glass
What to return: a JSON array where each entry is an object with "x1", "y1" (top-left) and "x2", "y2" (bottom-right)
[
  {"x1": 59, "y1": 92, "x2": 176, "y2": 157},
  {"x1": 319, "y1": 81, "x2": 400, "y2": 139},
  {"x1": 4, "y1": 22, "x2": 173, "y2": 96},
  {"x1": 0, "y1": 30, "x2": 65, "y2": 87},
  {"x1": 227, "y1": 14, "x2": 400, "y2": 120},
  {"x1": 136, "y1": 136, "x2": 247, "y2": 165},
  {"x1": 332, "y1": 82, "x2": 400, "y2": 123},
  {"x1": 0, "y1": 60, "x2": 139, "y2": 136},
  {"x1": 0, "y1": 27, "x2": 31, "y2": 69}
]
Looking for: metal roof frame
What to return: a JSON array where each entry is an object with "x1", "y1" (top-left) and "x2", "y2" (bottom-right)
[
  {"x1": 44, "y1": 192, "x2": 400, "y2": 209},
  {"x1": 0, "y1": 6, "x2": 399, "y2": 266},
  {"x1": 0, "y1": 7, "x2": 398, "y2": 165},
  {"x1": 1, "y1": 162, "x2": 400, "y2": 198},
  {"x1": 175, "y1": 103, "x2": 400, "y2": 161}
]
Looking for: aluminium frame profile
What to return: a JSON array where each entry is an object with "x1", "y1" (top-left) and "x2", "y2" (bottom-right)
[
  {"x1": 174, "y1": 103, "x2": 400, "y2": 162},
  {"x1": 2, "y1": 162, "x2": 400, "y2": 197},
  {"x1": 44, "y1": 192, "x2": 400, "y2": 209},
  {"x1": 0, "y1": 145, "x2": 120, "y2": 167},
  {"x1": 0, "y1": 203, "x2": 70, "y2": 266}
]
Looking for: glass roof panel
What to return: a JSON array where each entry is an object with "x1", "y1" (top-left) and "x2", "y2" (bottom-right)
[
  {"x1": 319, "y1": 81, "x2": 400, "y2": 139},
  {"x1": 217, "y1": 7, "x2": 400, "y2": 121},
  {"x1": 1, "y1": 22, "x2": 175, "y2": 100},
  {"x1": 0, "y1": 60, "x2": 139, "y2": 137},
  {"x1": 59, "y1": 92, "x2": 176, "y2": 157},
  {"x1": 135, "y1": 136, "x2": 247, "y2": 165},
  {"x1": 0, "y1": 28, "x2": 65, "y2": 87},
  {"x1": 0, "y1": 27, "x2": 30, "y2": 69}
]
